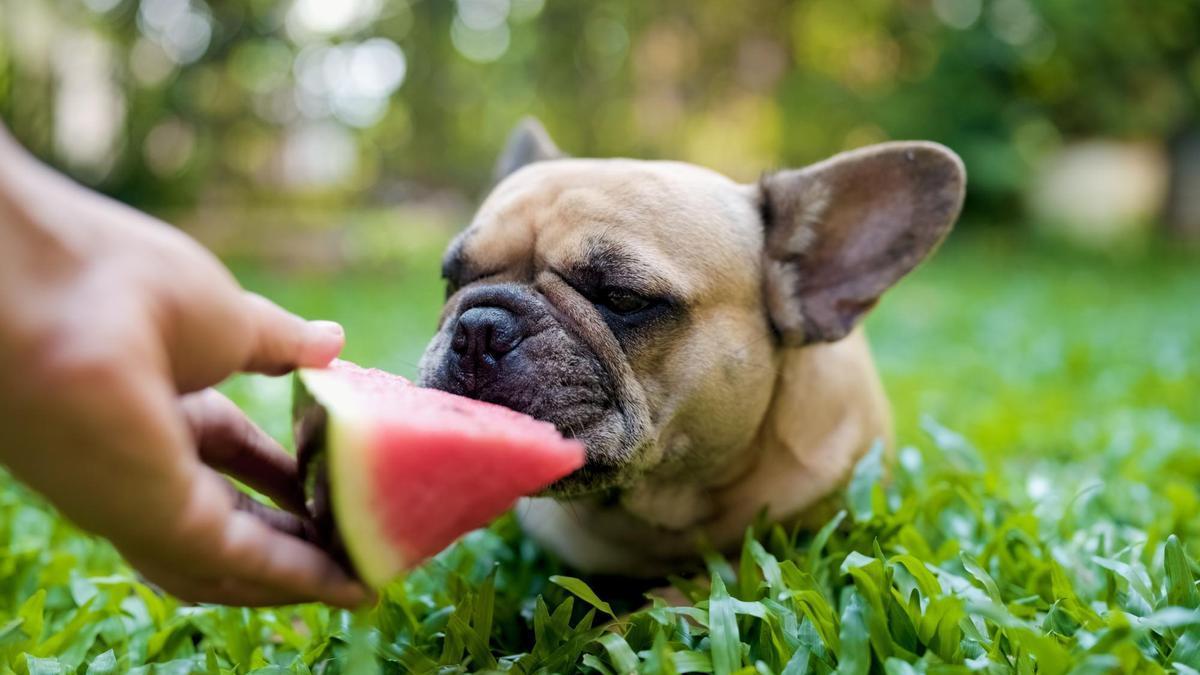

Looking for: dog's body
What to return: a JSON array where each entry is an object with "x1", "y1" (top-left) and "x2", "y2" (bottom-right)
[
  {"x1": 420, "y1": 120, "x2": 964, "y2": 575},
  {"x1": 517, "y1": 328, "x2": 891, "y2": 574}
]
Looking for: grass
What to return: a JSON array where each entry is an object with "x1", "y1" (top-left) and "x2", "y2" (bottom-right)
[{"x1": 1, "y1": 230, "x2": 1198, "y2": 673}]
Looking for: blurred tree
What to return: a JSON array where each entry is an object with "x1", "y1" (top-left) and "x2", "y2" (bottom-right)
[{"x1": 0, "y1": 0, "x2": 1196, "y2": 230}]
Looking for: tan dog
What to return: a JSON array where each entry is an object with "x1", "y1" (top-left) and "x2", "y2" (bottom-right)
[{"x1": 419, "y1": 119, "x2": 965, "y2": 575}]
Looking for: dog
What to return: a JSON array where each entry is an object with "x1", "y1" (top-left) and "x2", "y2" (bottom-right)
[{"x1": 419, "y1": 119, "x2": 965, "y2": 576}]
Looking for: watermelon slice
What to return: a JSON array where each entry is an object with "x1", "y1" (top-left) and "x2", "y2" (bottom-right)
[{"x1": 293, "y1": 359, "x2": 584, "y2": 587}]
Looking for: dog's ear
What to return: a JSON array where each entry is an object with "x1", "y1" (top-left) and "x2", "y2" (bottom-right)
[
  {"x1": 493, "y1": 117, "x2": 566, "y2": 184},
  {"x1": 760, "y1": 142, "x2": 965, "y2": 346}
]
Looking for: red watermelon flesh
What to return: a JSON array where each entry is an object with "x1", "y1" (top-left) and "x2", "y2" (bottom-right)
[{"x1": 293, "y1": 359, "x2": 584, "y2": 587}]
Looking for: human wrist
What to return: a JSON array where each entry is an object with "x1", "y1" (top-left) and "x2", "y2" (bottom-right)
[
  {"x1": 0, "y1": 125, "x2": 48, "y2": 229},
  {"x1": 0, "y1": 123, "x2": 38, "y2": 191},
  {"x1": 0, "y1": 123, "x2": 96, "y2": 270}
]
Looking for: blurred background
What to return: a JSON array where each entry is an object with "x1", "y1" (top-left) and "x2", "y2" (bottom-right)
[
  {"x1": 0, "y1": 0, "x2": 1197, "y2": 457},
  {"x1": 3, "y1": 0, "x2": 1200, "y2": 254},
  {"x1": 3, "y1": 4, "x2": 1200, "y2": 667}
]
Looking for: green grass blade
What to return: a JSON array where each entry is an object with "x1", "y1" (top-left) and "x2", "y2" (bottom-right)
[
  {"x1": 848, "y1": 441, "x2": 885, "y2": 522},
  {"x1": 84, "y1": 650, "x2": 118, "y2": 675},
  {"x1": 1165, "y1": 535, "x2": 1200, "y2": 609},
  {"x1": 836, "y1": 591, "x2": 870, "y2": 675},
  {"x1": 598, "y1": 633, "x2": 640, "y2": 674},
  {"x1": 808, "y1": 511, "x2": 847, "y2": 579},
  {"x1": 709, "y1": 573, "x2": 743, "y2": 675},
  {"x1": 550, "y1": 575, "x2": 616, "y2": 619}
]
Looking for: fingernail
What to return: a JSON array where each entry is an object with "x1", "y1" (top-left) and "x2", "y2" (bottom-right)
[
  {"x1": 310, "y1": 320, "x2": 344, "y2": 339},
  {"x1": 303, "y1": 321, "x2": 345, "y2": 365}
]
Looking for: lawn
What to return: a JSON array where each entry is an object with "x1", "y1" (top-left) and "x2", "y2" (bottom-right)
[{"x1": 1, "y1": 230, "x2": 1198, "y2": 673}]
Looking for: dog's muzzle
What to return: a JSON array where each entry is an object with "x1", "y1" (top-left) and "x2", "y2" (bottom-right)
[
  {"x1": 449, "y1": 305, "x2": 524, "y2": 393},
  {"x1": 421, "y1": 282, "x2": 635, "y2": 492}
]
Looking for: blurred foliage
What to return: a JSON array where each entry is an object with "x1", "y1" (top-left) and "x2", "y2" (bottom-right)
[
  {"x1": 2, "y1": 2, "x2": 1198, "y2": 669},
  {"x1": 0, "y1": 0, "x2": 1198, "y2": 222},
  {"x1": 0, "y1": 232, "x2": 1198, "y2": 671}
]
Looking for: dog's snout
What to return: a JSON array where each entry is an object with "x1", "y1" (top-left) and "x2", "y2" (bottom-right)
[{"x1": 451, "y1": 307, "x2": 523, "y2": 386}]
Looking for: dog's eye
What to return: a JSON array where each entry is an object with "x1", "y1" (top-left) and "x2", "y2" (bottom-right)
[{"x1": 599, "y1": 288, "x2": 651, "y2": 314}]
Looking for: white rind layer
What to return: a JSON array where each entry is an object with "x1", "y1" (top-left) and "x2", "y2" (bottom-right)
[{"x1": 299, "y1": 368, "x2": 406, "y2": 588}]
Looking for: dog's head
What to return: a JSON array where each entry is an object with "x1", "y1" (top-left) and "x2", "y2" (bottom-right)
[{"x1": 419, "y1": 119, "x2": 964, "y2": 494}]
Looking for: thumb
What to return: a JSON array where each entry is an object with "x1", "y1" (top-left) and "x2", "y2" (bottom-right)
[{"x1": 241, "y1": 292, "x2": 344, "y2": 375}]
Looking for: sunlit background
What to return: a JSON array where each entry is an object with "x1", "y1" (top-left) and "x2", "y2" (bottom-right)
[
  {"x1": 2, "y1": 6, "x2": 1200, "y2": 670},
  {"x1": 2, "y1": 0, "x2": 1199, "y2": 259}
]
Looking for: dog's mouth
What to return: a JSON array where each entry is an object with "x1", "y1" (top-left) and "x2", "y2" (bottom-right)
[
  {"x1": 419, "y1": 366, "x2": 634, "y2": 496},
  {"x1": 434, "y1": 382, "x2": 631, "y2": 495},
  {"x1": 293, "y1": 376, "x2": 623, "y2": 574},
  {"x1": 418, "y1": 282, "x2": 642, "y2": 494}
]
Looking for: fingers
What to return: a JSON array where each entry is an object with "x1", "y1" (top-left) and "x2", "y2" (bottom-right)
[
  {"x1": 241, "y1": 292, "x2": 343, "y2": 376},
  {"x1": 169, "y1": 369, "x2": 372, "y2": 610},
  {"x1": 216, "y1": 508, "x2": 372, "y2": 609},
  {"x1": 181, "y1": 389, "x2": 306, "y2": 514},
  {"x1": 130, "y1": 486, "x2": 334, "y2": 607},
  {"x1": 127, "y1": 553, "x2": 318, "y2": 607},
  {"x1": 147, "y1": 468, "x2": 371, "y2": 609},
  {"x1": 230, "y1": 488, "x2": 316, "y2": 542}
]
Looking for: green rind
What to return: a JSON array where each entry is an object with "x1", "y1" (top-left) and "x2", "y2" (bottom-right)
[{"x1": 296, "y1": 368, "x2": 407, "y2": 588}]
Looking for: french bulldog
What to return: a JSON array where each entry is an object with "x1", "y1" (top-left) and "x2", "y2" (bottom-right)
[{"x1": 419, "y1": 119, "x2": 965, "y2": 575}]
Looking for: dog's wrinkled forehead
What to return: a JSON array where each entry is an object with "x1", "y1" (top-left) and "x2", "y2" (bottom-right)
[{"x1": 445, "y1": 158, "x2": 765, "y2": 304}]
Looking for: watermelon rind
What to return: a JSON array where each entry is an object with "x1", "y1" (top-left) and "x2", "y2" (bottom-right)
[{"x1": 295, "y1": 368, "x2": 406, "y2": 588}]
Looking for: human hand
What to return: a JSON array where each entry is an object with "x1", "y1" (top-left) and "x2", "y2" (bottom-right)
[{"x1": 0, "y1": 128, "x2": 369, "y2": 608}]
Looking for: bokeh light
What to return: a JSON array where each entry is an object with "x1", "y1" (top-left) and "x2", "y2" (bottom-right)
[
  {"x1": 137, "y1": 0, "x2": 213, "y2": 65},
  {"x1": 287, "y1": 0, "x2": 383, "y2": 39},
  {"x1": 0, "y1": 0, "x2": 1196, "y2": 242}
]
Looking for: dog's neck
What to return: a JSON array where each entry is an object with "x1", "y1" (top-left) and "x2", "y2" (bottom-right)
[{"x1": 518, "y1": 329, "x2": 892, "y2": 575}]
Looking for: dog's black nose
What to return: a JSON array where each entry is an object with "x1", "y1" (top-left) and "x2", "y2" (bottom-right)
[{"x1": 450, "y1": 307, "x2": 523, "y2": 383}]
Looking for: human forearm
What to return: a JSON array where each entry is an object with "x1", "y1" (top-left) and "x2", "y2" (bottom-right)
[{"x1": 0, "y1": 118, "x2": 365, "y2": 607}]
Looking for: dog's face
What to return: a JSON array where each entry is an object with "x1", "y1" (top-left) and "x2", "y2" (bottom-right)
[
  {"x1": 420, "y1": 120, "x2": 964, "y2": 495},
  {"x1": 420, "y1": 157, "x2": 778, "y2": 493}
]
